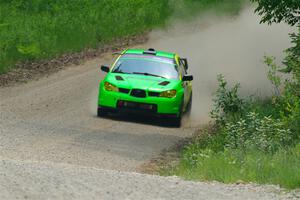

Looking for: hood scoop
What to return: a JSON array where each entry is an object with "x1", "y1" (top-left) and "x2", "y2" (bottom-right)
[
  {"x1": 115, "y1": 75, "x2": 124, "y2": 81},
  {"x1": 158, "y1": 81, "x2": 170, "y2": 86}
]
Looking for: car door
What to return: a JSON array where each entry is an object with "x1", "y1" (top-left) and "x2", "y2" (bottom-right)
[
  {"x1": 179, "y1": 58, "x2": 192, "y2": 111},
  {"x1": 178, "y1": 58, "x2": 190, "y2": 109}
]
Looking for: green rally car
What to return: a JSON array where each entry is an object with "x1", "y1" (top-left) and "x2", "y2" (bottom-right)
[{"x1": 98, "y1": 48, "x2": 193, "y2": 127}]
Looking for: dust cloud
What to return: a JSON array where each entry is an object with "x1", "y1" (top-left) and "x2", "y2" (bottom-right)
[{"x1": 145, "y1": 6, "x2": 296, "y2": 126}]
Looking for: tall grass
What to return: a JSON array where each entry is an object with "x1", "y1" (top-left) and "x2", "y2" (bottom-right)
[
  {"x1": 164, "y1": 76, "x2": 300, "y2": 189},
  {"x1": 0, "y1": 0, "x2": 171, "y2": 73},
  {"x1": 170, "y1": 0, "x2": 246, "y2": 19},
  {"x1": 172, "y1": 144, "x2": 300, "y2": 189},
  {"x1": 0, "y1": 0, "x2": 245, "y2": 74}
]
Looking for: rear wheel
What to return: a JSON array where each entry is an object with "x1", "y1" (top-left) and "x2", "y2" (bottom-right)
[{"x1": 97, "y1": 107, "x2": 108, "y2": 117}]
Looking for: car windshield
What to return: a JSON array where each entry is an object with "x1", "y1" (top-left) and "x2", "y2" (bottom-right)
[{"x1": 112, "y1": 54, "x2": 179, "y2": 79}]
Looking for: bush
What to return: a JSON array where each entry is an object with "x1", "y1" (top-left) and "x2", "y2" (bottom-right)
[
  {"x1": 279, "y1": 84, "x2": 300, "y2": 140},
  {"x1": 210, "y1": 74, "x2": 298, "y2": 154},
  {"x1": 166, "y1": 74, "x2": 300, "y2": 189},
  {"x1": 224, "y1": 112, "x2": 292, "y2": 153},
  {"x1": 163, "y1": 0, "x2": 300, "y2": 188},
  {"x1": 210, "y1": 74, "x2": 244, "y2": 125}
]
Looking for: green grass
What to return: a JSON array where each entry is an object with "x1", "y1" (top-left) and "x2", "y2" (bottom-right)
[
  {"x1": 170, "y1": 0, "x2": 246, "y2": 19},
  {"x1": 163, "y1": 77, "x2": 300, "y2": 189},
  {"x1": 167, "y1": 144, "x2": 300, "y2": 189},
  {"x1": 0, "y1": 0, "x2": 245, "y2": 74},
  {"x1": 0, "y1": 0, "x2": 171, "y2": 73}
]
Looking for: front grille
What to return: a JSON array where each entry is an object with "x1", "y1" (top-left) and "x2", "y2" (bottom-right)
[
  {"x1": 148, "y1": 91, "x2": 160, "y2": 97},
  {"x1": 130, "y1": 89, "x2": 146, "y2": 98},
  {"x1": 119, "y1": 88, "x2": 130, "y2": 94}
]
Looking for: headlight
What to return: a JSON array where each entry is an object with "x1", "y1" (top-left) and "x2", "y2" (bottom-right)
[
  {"x1": 104, "y1": 82, "x2": 118, "y2": 92},
  {"x1": 160, "y1": 90, "x2": 177, "y2": 98}
]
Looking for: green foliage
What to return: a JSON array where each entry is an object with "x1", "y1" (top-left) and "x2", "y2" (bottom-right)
[
  {"x1": 163, "y1": 0, "x2": 300, "y2": 189},
  {"x1": 250, "y1": 0, "x2": 300, "y2": 26},
  {"x1": 169, "y1": 0, "x2": 245, "y2": 19},
  {"x1": 17, "y1": 43, "x2": 41, "y2": 59},
  {"x1": 166, "y1": 74, "x2": 300, "y2": 188},
  {"x1": 0, "y1": 0, "x2": 244, "y2": 74},
  {"x1": 0, "y1": 0, "x2": 171, "y2": 73},
  {"x1": 264, "y1": 56, "x2": 282, "y2": 96},
  {"x1": 224, "y1": 112, "x2": 292, "y2": 153},
  {"x1": 252, "y1": 0, "x2": 300, "y2": 95},
  {"x1": 205, "y1": 75, "x2": 297, "y2": 155},
  {"x1": 171, "y1": 144, "x2": 300, "y2": 189},
  {"x1": 215, "y1": 74, "x2": 299, "y2": 152},
  {"x1": 264, "y1": 51, "x2": 300, "y2": 97},
  {"x1": 210, "y1": 74, "x2": 244, "y2": 125},
  {"x1": 283, "y1": 29, "x2": 300, "y2": 93},
  {"x1": 277, "y1": 84, "x2": 300, "y2": 138}
]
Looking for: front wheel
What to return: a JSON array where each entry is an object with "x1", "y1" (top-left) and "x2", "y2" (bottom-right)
[
  {"x1": 173, "y1": 114, "x2": 182, "y2": 127},
  {"x1": 186, "y1": 92, "x2": 193, "y2": 114},
  {"x1": 173, "y1": 101, "x2": 183, "y2": 127}
]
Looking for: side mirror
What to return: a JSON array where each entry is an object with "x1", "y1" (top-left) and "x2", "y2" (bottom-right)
[
  {"x1": 101, "y1": 65, "x2": 110, "y2": 73},
  {"x1": 180, "y1": 58, "x2": 188, "y2": 70},
  {"x1": 182, "y1": 75, "x2": 193, "y2": 81}
]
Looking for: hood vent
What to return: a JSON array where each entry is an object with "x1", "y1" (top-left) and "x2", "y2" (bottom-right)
[
  {"x1": 115, "y1": 75, "x2": 124, "y2": 81},
  {"x1": 159, "y1": 81, "x2": 170, "y2": 86}
]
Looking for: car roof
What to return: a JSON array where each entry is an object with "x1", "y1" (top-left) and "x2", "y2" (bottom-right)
[{"x1": 123, "y1": 49, "x2": 176, "y2": 59}]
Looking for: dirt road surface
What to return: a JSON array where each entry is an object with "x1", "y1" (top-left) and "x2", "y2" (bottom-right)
[
  {"x1": 0, "y1": 6, "x2": 298, "y2": 199},
  {"x1": 0, "y1": 54, "x2": 196, "y2": 171}
]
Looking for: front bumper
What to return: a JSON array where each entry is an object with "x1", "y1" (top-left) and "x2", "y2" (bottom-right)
[{"x1": 98, "y1": 89, "x2": 182, "y2": 115}]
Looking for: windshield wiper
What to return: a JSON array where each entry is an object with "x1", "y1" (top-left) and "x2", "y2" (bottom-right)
[
  {"x1": 133, "y1": 72, "x2": 166, "y2": 79},
  {"x1": 112, "y1": 70, "x2": 131, "y2": 74}
]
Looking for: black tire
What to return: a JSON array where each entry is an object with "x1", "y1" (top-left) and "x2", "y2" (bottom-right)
[
  {"x1": 174, "y1": 115, "x2": 182, "y2": 128},
  {"x1": 173, "y1": 101, "x2": 183, "y2": 127},
  {"x1": 97, "y1": 107, "x2": 108, "y2": 117},
  {"x1": 186, "y1": 92, "x2": 193, "y2": 113}
]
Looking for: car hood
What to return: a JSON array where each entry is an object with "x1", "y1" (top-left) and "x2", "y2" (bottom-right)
[{"x1": 105, "y1": 73, "x2": 180, "y2": 91}]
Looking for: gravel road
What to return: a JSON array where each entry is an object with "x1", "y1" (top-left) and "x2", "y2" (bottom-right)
[
  {"x1": 0, "y1": 6, "x2": 298, "y2": 199},
  {"x1": 0, "y1": 54, "x2": 195, "y2": 171},
  {"x1": 1, "y1": 158, "x2": 298, "y2": 200}
]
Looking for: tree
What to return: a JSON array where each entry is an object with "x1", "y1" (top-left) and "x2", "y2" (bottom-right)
[
  {"x1": 251, "y1": 0, "x2": 300, "y2": 26},
  {"x1": 252, "y1": 0, "x2": 300, "y2": 96}
]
